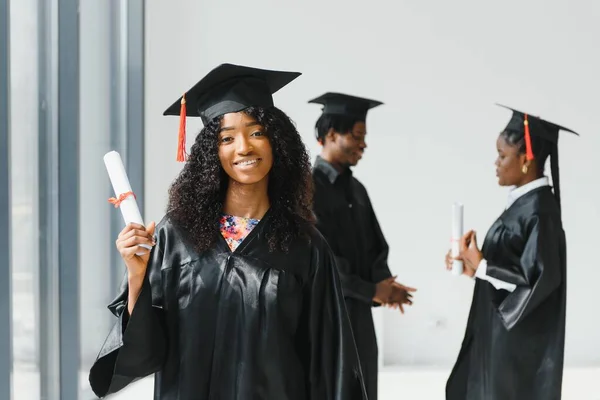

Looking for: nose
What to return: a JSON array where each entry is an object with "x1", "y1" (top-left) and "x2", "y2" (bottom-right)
[
  {"x1": 359, "y1": 140, "x2": 367, "y2": 150},
  {"x1": 236, "y1": 136, "x2": 253, "y2": 155}
]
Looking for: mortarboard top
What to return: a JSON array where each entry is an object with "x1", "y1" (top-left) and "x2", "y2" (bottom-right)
[
  {"x1": 497, "y1": 104, "x2": 579, "y2": 145},
  {"x1": 164, "y1": 63, "x2": 301, "y2": 161},
  {"x1": 308, "y1": 92, "x2": 383, "y2": 121},
  {"x1": 496, "y1": 103, "x2": 580, "y2": 210}
]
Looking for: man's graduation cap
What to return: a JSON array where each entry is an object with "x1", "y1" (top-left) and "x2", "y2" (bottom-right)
[
  {"x1": 497, "y1": 104, "x2": 579, "y2": 209},
  {"x1": 308, "y1": 92, "x2": 383, "y2": 121},
  {"x1": 163, "y1": 63, "x2": 301, "y2": 161}
]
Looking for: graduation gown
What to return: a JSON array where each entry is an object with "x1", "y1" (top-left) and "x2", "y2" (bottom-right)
[
  {"x1": 88, "y1": 210, "x2": 367, "y2": 400},
  {"x1": 446, "y1": 186, "x2": 567, "y2": 400},
  {"x1": 312, "y1": 157, "x2": 392, "y2": 400}
]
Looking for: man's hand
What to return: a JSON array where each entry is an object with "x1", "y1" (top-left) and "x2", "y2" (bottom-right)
[
  {"x1": 386, "y1": 281, "x2": 417, "y2": 313},
  {"x1": 373, "y1": 276, "x2": 396, "y2": 304}
]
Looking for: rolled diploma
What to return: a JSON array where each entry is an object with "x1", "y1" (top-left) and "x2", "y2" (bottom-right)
[
  {"x1": 451, "y1": 202, "x2": 464, "y2": 275},
  {"x1": 103, "y1": 151, "x2": 151, "y2": 255}
]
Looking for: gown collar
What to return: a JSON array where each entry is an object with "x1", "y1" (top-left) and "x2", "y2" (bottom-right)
[{"x1": 506, "y1": 176, "x2": 549, "y2": 209}]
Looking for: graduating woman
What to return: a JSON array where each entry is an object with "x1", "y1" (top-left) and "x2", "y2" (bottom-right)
[
  {"x1": 89, "y1": 64, "x2": 367, "y2": 400},
  {"x1": 445, "y1": 105, "x2": 578, "y2": 400}
]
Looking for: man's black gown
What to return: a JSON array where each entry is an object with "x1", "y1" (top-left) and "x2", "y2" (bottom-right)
[{"x1": 312, "y1": 157, "x2": 393, "y2": 400}]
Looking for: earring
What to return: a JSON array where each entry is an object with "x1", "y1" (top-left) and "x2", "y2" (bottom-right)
[{"x1": 522, "y1": 165, "x2": 528, "y2": 174}]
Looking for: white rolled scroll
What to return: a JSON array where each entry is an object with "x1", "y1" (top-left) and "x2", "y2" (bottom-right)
[
  {"x1": 451, "y1": 202, "x2": 464, "y2": 276},
  {"x1": 103, "y1": 150, "x2": 151, "y2": 254}
]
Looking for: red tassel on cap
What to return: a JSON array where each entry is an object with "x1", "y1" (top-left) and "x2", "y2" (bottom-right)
[
  {"x1": 177, "y1": 94, "x2": 187, "y2": 162},
  {"x1": 524, "y1": 113, "x2": 534, "y2": 161}
]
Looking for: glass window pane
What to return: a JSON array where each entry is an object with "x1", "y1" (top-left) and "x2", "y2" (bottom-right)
[
  {"x1": 78, "y1": 1, "x2": 114, "y2": 398},
  {"x1": 9, "y1": 0, "x2": 40, "y2": 399}
]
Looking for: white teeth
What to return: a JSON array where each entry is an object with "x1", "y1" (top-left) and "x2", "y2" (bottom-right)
[{"x1": 237, "y1": 159, "x2": 258, "y2": 166}]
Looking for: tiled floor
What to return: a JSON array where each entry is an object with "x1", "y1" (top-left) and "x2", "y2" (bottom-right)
[
  {"x1": 13, "y1": 365, "x2": 590, "y2": 399},
  {"x1": 377, "y1": 366, "x2": 600, "y2": 400}
]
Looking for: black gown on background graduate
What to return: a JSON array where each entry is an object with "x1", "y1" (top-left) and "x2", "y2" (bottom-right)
[
  {"x1": 447, "y1": 106, "x2": 577, "y2": 400},
  {"x1": 312, "y1": 157, "x2": 392, "y2": 400},
  {"x1": 446, "y1": 186, "x2": 566, "y2": 400},
  {"x1": 89, "y1": 212, "x2": 367, "y2": 400}
]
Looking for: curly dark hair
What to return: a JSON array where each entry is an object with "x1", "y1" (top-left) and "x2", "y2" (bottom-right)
[{"x1": 167, "y1": 106, "x2": 315, "y2": 253}]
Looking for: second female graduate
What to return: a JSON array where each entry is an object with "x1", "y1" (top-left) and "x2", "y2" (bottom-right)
[{"x1": 445, "y1": 105, "x2": 578, "y2": 400}]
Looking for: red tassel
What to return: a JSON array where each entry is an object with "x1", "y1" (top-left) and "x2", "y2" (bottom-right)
[
  {"x1": 177, "y1": 94, "x2": 187, "y2": 162},
  {"x1": 524, "y1": 113, "x2": 534, "y2": 161}
]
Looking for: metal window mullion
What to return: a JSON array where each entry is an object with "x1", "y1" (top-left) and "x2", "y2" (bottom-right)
[
  {"x1": 125, "y1": 0, "x2": 145, "y2": 213},
  {"x1": 0, "y1": 0, "x2": 13, "y2": 397},
  {"x1": 57, "y1": 0, "x2": 80, "y2": 399},
  {"x1": 38, "y1": 0, "x2": 61, "y2": 398}
]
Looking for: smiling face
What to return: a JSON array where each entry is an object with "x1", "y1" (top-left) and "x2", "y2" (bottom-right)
[
  {"x1": 328, "y1": 121, "x2": 368, "y2": 167},
  {"x1": 218, "y1": 111, "x2": 273, "y2": 186}
]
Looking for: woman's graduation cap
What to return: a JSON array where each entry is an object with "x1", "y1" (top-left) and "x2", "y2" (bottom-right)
[
  {"x1": 308, "y1": 92, "x2": 383, "y2": 121},
  {"x1": 497, "y1": 104, "x2": 579, "y2": 208},
  {"x1": 163, "y1": 63, "x2": 301, "y2": 161}
]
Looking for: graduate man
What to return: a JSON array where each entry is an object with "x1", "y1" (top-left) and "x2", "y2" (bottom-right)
[{"x1": 309, "y1": 92, "x2": 417, "y2": 400}]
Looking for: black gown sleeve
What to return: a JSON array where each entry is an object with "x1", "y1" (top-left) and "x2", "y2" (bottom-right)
[
  {"x1": 486, "y1": 214, "x2": 563, "y2": 330},
  {"x1": 366, "y1": 200, "x2": 392, "y2": 284},
  {"x1": 314, "y1": 209, "x2": 376, "y2": 305},
  {"x1": 332, "y1": 255, "x2": 377, "y2": 305},
  {"x1": 88, "y1": 231, "x2": 168, "y2": 398},
  {"x1": 305, "y1": 239, "x2": 368, "y2": 400}
]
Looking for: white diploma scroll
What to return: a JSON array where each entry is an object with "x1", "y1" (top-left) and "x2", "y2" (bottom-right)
[
  {"x1": 451, "y1": 202, "x2": 464, "y2": 276},
  {"x1": 103, "y1": 151, "x2": 151, "y2": 255}
]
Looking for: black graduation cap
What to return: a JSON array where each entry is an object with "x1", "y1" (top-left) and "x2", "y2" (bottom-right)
[
  {"x1": 163, "y1": 63, "x2": 301, "y2": 161},
  {"x1": 497, "y1": 104, "x2": 579, "y2": 209},
  {"x1": 497, "y1": 104, "x2": 579, "y2": 145},
  {"x1": 308, "y1": 92, "x2": 383, "y2": 120}
]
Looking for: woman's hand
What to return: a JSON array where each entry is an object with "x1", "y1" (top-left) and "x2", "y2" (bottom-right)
[
  {"x1": 445, "y1": 249, "x2": 475, "y2": 277},
  {"x1": 458, "y1": 230, "x2": 483, "y2": 273},
  {"x1": 116, "y1": 222, "x2": 156, "y2": 313},
  {"x1": 116, "y1": 222, "x2": 156, "y2": 278}
]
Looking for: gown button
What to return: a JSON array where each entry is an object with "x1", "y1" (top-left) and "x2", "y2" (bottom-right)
[{"x1": 349, "y1": 203, "x2": 353, "y2": 208}]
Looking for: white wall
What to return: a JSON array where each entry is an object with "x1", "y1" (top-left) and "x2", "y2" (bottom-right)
[{"x1": 144, "y1": 0, "x2": 600, "y2": 367}]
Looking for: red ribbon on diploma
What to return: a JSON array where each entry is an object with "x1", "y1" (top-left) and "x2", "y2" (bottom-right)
[{"x1": 108, "y1": 191, "x2": 136, "y2": 208}]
